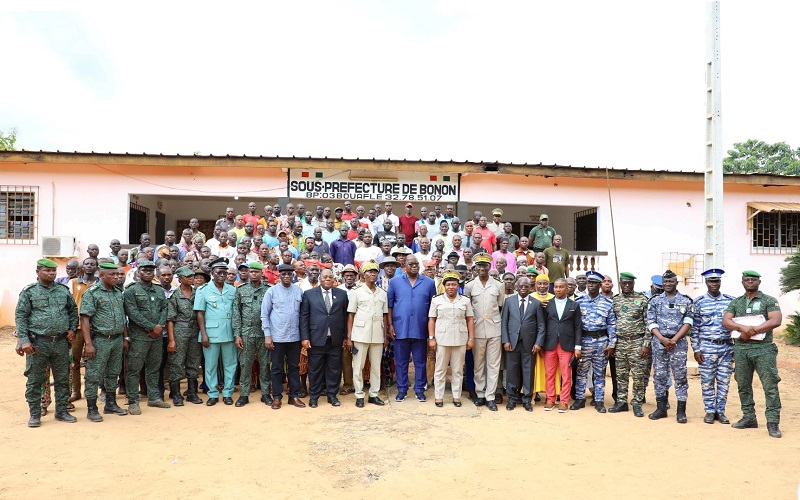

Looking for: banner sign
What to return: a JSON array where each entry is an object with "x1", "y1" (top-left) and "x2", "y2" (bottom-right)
[{"x1": 288, "y1": 170, "x2": 459, "y2": 202}]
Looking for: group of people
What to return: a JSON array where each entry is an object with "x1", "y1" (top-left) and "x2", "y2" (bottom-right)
[{"x1": 14, "y1": 201, "x2": 784, "y2": 439}]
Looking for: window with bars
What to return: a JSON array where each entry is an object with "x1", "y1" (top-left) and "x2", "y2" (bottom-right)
[
  {"x1": 749, "y1": 205, "x2": 799, "y2": 254},
  {"x1": 0, "y1": 186, "x2": 38, "y2": 244}
]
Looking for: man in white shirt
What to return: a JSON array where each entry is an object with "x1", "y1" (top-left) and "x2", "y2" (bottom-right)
[{"x1": 377, "y1": 201, "x2": 400, "y2": 233}]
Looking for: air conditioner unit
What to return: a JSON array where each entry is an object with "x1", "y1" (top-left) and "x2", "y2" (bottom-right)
[{"x1": 42, "y1": 236, "x2": 78, "y2": 258}]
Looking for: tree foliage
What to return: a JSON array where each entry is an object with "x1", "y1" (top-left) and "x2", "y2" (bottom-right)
[
  {"x1": 723, "y1": 139, "x2": 800, "y2": 176},
  {"x1": 779, "y1": 250, "x2": 800, "y2": 345},
  {"x1": 0, "y1": 127, "x2": 17, "y2": 151}
]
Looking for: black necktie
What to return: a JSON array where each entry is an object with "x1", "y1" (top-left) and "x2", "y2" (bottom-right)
[
  {"x1": 324, "y1": 290, "x2": 332, "y2": 313},
  {"x1": 519, "y1": 297, "x2": 525, "y2": 318}
]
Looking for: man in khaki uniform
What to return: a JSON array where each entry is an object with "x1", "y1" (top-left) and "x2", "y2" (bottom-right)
[
  {"x1": 464, "y1": 253, "x2": 504, "y2": 411},
  {"x1": 346, "y1": 260, "x2": 388, "y2": 408}
]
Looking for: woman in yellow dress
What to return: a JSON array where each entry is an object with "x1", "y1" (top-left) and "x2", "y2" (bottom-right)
[{"x1": 532, "y1": 274, "x2": 560, "y2": 395}]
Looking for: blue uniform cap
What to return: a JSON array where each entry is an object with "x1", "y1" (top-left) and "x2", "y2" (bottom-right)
[
  {"x1": 651, "y1": 274, "x2": 663, "y2": 286},
  {"x1": 701, "y1": 268, "x2": 724, "y2": 280},
  {"x1": 585, "y1": 271, "x2": 604, "y2": 283}
]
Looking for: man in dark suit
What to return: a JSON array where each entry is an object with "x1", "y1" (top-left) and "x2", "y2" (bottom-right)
[
  {"x1": 534, "y1": 277, "x2": 582, "y2": 413},
  {"x1": 300, "y1": 268, "x2": 349, "y2": 407},
  {"x1": 501, "y1": 277, "x2": 545, "y2": 411}
]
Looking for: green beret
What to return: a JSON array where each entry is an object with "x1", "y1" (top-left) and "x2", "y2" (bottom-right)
[
  {"x1": 742, "y1": 270, "x2": 761, "y2": 278},
  {"x1": 619, "y1": 272, "x2": 636, "y2": 280},
  {"x1": 37, "y1": 258, "x2": 58, "y2": 268},
  {"x1": 526, "y1": 266, "x2": 539, "y2": 275},
  {"x1": 98, "y1": 262, "x2": 119, "y2": 270},
  {"x1": 248, "y1": 262, "x2": 264, "y2": 270},
  {"x1": 175, "y1": 266, "x2": 195, "y2": 278}
]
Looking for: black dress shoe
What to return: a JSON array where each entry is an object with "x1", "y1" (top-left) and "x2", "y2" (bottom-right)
[
  {"x1": 298, "y1": 389, "x2": 308, "y2": 398},
  {"x1": 468, "y1": 390, "x2": 478, "y2": 402},
  {"x1": 235, "y1": 396, "x2": 249, "y2": 407},
  {"x1": 534, "y1": 393, "x2": 541, "y2": 402},
  {"x1": 474, "y1": 397, "x2": 487, "y2": 407},
  {"x1": 716, "y1": 412, "x2": 730, "y2": 424},
  {"x1": 368, "y1": 396, "x2": 385, "y2": 406},
  {"x1": 309, "y1": 398, "x2": 318, "y2": 408},
  {"x1": 523, "y1": 402, "x2": 533, "y2": 412},
  {"x1": 435, "y1": 401, "x2": 443, "y2": 407},
  {"x1": 327, "y1": 396, "x2": 341, "y2": 407},
  {"x1": 261, "y1": 394, "x2": 274, "y2": 405},
  {"x1": 223, "y1": 397, "x2": 233, "y2": 405},
  {"x1": 355, "y1": 398, "x2": 365, "y2": 408},
  {"x1": 506, "y1": 400, "x2": 517, "y2": 411},
  {"x1": 703, "y1": 412, "x2": 716, "y2": 424},
  {"x1": 486, "y1": 400, "x2": 498, "y2": 411},
  {"x1": 453, "y1": 400, "x2": 462, "y2": 407},
  {"x1": 495, "y1": 393, "x2": 504, "y2": 404},
  {"x1": 206, "y1": 398, "x2": 218, "y2": 406}
]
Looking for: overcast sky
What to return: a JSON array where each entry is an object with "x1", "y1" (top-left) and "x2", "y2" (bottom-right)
[{"x1": 1, "y1": 2, "x2": 797, "y2": 172}]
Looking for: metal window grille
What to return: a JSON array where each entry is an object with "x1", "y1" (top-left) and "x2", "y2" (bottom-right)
[
  {"x1": 749, "y1": 208, "x2": 799, "y2": 254},
  {"x1": 661, "y1": 252, "x2": 704, "y2": 285},
  {"x1": 129, "y1": 202, "x2": 150, "y2": 244},
  {"x1": 0, "y1": 186, "x2": 38, "y2": 244},
  {"x1": 574, "y1": 208, "x2": 597, "y2": 251}
]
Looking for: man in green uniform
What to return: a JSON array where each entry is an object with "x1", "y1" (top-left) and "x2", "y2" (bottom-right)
[
  {"x1": 166, "y1": 266, "x2": 204, "y2": 406},
  {"x1": 722, "y1": 270, "x2": 783, "y2": 438},
  {"x1": 15, "y1": 258, "x2": 79, "y2": 427},
  {"x1": 123, "y1": 259, "x2": 170, "y2": 414},
  {"x1": 609, "y1": 272, "x2": 650, "y2": 417},
  {"x1": 233, "y1": 262, "x2": 272, "y2": 407},
  {"x1": 80, "y1": 262, "x2": 129, "y2": 422}
]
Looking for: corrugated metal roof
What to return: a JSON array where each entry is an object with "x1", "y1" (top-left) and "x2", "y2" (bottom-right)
[{"x1": 748, "y1": 201, "x2": 800, "y2": 212}]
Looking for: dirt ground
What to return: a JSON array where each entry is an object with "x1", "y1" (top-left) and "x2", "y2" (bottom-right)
[{"x1": 0, "y1": 326, "x2": 798, "y2": 499}]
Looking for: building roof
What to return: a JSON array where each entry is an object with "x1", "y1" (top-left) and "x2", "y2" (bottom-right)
[{"x1": 2, "y1": 150, "x2": 799, "y2": 186}]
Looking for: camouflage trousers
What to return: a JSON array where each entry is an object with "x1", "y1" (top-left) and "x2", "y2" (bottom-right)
[
  {"x1": 697, "y1": 340, "x2": 733, "y2": 413},
  {"x1": 168, "y1": 328, "x2": 202, "y2": 383},
  {"x1": 614, "y1": 336, "x2": 647, "y2": 404},
  {"x1": 575, "y1": 336, "x2": 609, "y2": 403},
  {"x1": 734, "y1": 343, "x2": 781, "y2": 423},
  {"x1": 238, "y1": 337, "x2": 272, "y2": 397},
  {"x1": 24, "y1": 336, "x2": 70, "y2": 416},
  {"x1": 85, "y1": 335, "x2": 124, "y2": 400},
  {"x1": 126, "y1": 337, "x2": 163, "y2": 403},
  {"x1": 652, "y1": 337, "x2": 688, "y2": 401}
]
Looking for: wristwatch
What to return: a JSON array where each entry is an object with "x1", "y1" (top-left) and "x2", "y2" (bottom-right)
[
  {"x1": 428, "y1": 336, "x2": 435, "y2": 340},
  {"x1": 124, "y1": 337, "x2": 131, "y2": 342}
]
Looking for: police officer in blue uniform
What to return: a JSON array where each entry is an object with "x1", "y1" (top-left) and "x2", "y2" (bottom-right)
[
  {"x1": 646, "y1": 270, "x2": 693, "y2": 423},
  {"x1": 691, "y1": 268, "x2": 735, "y2": 424},
  {"x1": 194, "y1": 257, "x2": 238, "y2": 406}
]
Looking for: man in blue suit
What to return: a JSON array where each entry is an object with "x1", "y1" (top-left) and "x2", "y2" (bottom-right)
[
  {"x1": 387, "y1": 255, "x2": 437, "y2": 402},
  {"x1": 300, "y1": 268, "x2": 349, "y2": 407},
  {"x1": 501, "y1": 276, "x2": 545, "y2": 411}
]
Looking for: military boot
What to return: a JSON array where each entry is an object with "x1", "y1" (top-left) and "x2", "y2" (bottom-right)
[
  {"x1": 569, "y1": 399, "x2": 586, "y2": 411},
  {"x1": 767, "y1": 422, "x2": 782, "y2": 438},
  {"x1": 55, "y1": 410, "x2": 77, "y2": 423},
  {"x1": 732, "y1": 416, "x2": 758, "y2": 429},
  {"x1": 87, "y1": 398, "x2": 104, "y2": 423},
  {"x1": 186, "y1": 379, "x2": 204, "y2": 405},
  {"x1": 608, "y1": 402, "x2": 629, "y2": 413},
  {"x1": 676, "y1": 400, "x2": 687, "y2": 423},
  {"x1": 171, "y1": 382, "x2": 184, "y2": 407},
  {"x1": 104, "y1": 394, "x2": 128, "y2": 415},
  {"x1": 28, "y1": 414, "x2": 41, "y2": 428},
  {"x1": 147, "y1": 398, "x2": 171, "y2": 408},
  {"x1": 648, "y1": 397, "x2": 668, "y2": 420},
  {"x1": 632, "y1": 404, "x2": 644, "y2": 417}
]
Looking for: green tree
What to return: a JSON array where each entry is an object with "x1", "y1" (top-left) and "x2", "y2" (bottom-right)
[
  {"x1": 723, "y1": 139, "x2": 800, "y2": 176},
  {"x1": 0, "y1": 127, "x2": 17, "y2": 151},
  {"x1": 779, "y1": 250, "x2": 800, "y2": 345}
]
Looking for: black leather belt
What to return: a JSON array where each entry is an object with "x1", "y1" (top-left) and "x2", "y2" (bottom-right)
[
  {"x1": 93, "y1": 332, "x2": 122, "y2": 340},
  {"x1": 38, "y1": 333, "x2": 66, "y2": 343},
  {"x1": 705, "y1": 338, "x2": 733, "y2": 345},
  {"x1": 582, "y1": 329, "x2": 608, "y2": 339}
]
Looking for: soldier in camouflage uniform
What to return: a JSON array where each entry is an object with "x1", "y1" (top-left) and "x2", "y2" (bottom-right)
[
  {"x1": 646, "y1": 270, "x2": 693, "y2": 423},
  {"x1": 233, "y1": 262, "x2": 272, "y2": 407},
  {"x1": 80, "y1": 262, "x2": 129, "y2": 422},
  {"x1": 609, "y1": 272, "x2": 650, "y2": 417},
  {"x1": 123, "y1": 259, "x2": 170, "y2": 414},
  {"x1": 691, "y1": 269, "x2": 735, "y2": 424},
  {"x1": 166, "y1": 266, "x2": 203, "y2": 406},
  {"x1": 722, "y1": 270, "x2": 783, "y2": 438},
  {"x1": 15, "y1": 258, "x2": 79, "y2": 427}
]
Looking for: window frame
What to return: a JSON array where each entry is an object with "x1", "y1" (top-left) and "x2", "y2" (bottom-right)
[{"x1": 0, "y1": 185, "x2": 39, "y2": 245}]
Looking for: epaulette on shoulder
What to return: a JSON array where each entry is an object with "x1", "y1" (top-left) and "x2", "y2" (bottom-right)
[
  {"x1": 22, "y1": 283, "x2": 37, "y2": 292},
  {"x1": 433, "y1": 292, "x2": 444, "y2": 298},
  {"x1": 722, "y1": 293, "x2": 736, "y2": 300}
]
